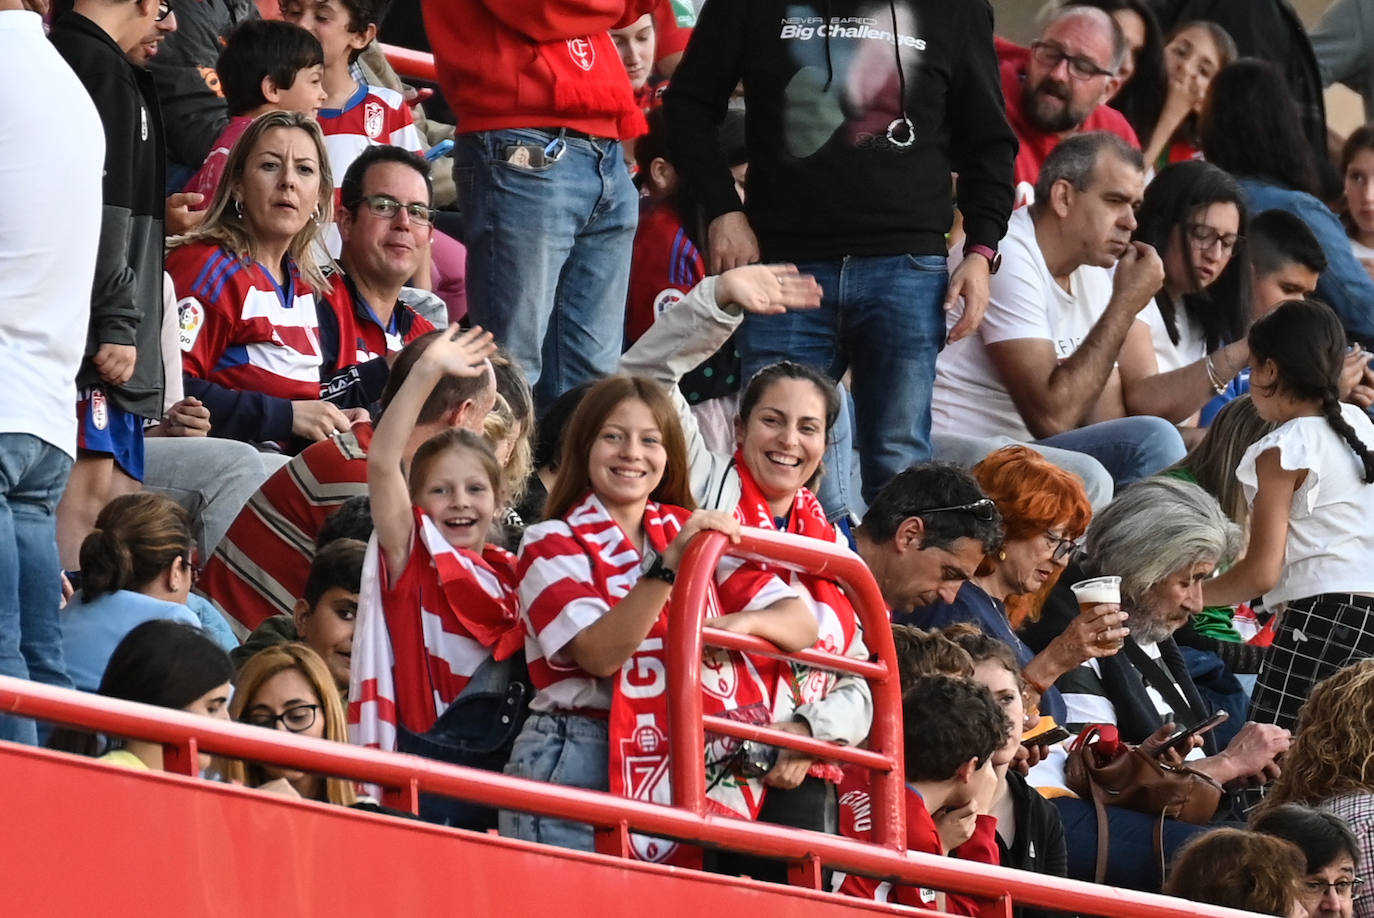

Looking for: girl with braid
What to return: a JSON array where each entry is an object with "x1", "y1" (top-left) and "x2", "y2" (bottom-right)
[{"x1": 1203, "y1": 299, "x2": 1374, "y2": 731}]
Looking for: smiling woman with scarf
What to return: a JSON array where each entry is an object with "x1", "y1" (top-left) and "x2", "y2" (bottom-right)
[
  {"x1": 672, "y1": 360, "x2": 875, "y2": 882},
  {"x1": 507, "y1": 375, "x2": 817, "y2": 856}
]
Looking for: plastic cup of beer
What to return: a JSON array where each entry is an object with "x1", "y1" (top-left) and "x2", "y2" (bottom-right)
[{"x1": 1070, "y1": 576, "x2": 1123, "y2": 651}]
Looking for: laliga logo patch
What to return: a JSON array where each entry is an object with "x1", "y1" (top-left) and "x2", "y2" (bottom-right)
[
  {"x1": 653, "y1": 287, "x2": 685, "y2": 317},
  {"x1": 567, "y1": 37, "x2": 595, "y2": 72},
  {"x1": 90, "y1": 389, "x2": 108, "y2": 431},
  {"x1": 364, "y1": 101, "x2": 384, "y2": 139},
  {"x1": 177, "y1": 297, "x2": 204, "y2": 352}
]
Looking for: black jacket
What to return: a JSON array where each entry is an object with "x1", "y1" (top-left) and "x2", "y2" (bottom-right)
[
  {"x1": 51, "y1": 13, "x2": 166, "y2": 420},
  {"x1": 664, "y1": 0, "x2": 1016, "y2": 261},
  {"x1": 999, "y1": 771, "x2": 1071, "y2": 918}
]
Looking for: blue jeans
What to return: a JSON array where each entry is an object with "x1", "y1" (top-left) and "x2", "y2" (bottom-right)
[
  {"x1": 457, "y1": 129, "x2": 637, "y2": 410},
  {"x1": 1035, "y1": 416, "x2": 1186, "y2": 491},
  {"x1": 736, "y1": 254, "x2": 948, "y2": 506},
  {"x1": 0, "y1": 434, "x2": 74, "y2": 745},
  {"x1": 499, "y1": 711, "x2": 609, "y2": 852}
]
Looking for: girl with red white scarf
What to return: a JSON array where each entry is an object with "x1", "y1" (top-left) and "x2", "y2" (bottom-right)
[
  {"x1": 350, "y1": 327, "x2": 526, "y2": 776},
  {"x1": 507, "y1": 374, "x2": 817, "y2": 855}
]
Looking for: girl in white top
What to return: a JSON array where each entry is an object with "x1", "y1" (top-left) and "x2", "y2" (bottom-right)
[
  {"x1": 1202, "y1": 299, "x2": 1374, "y2": 730},
  {"x1": 1340, "y1": 126, "x2": 1374, "y2": 274}
]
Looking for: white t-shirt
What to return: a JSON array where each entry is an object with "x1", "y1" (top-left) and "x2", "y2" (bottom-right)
[
  {"x1": 1352, "y1": 239, "x2": 1374, "y2": 262},
  {"x1": 1142, "y1": 298, "x2": 1207, "y2": 374},
  {"x1": 0, "y1": 12, "x2": 104, "y2": 457},
  {"x1": 1237, "y1": 404, "x2": 1374, "y2": 606},
  {"x1": 933, "y1": 208, "x2": 1117, "y2": 440}
]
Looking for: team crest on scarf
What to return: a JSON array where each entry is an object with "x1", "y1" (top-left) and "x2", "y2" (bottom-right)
[{"x1": 548, "y1": 492, "x2": 790, "y2": 867}]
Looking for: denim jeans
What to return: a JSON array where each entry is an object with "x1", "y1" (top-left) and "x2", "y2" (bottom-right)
[
  {"x1": 1035, "y1": 416, "x2": 1186, "y2": 491},
  {"x1": 932, "y1": 432, "x2": 1114, "y2": 513},
  {"x1": 499, "y1": 711, "x2": 609, "y2": 852},
  {"x1": 736, "y1": 254, "x2": 948, "y2": 508},
  {"x1": 0, "y1": 433, "x2": 74, "y2": 745},
  {"x1": 457, "y1": 129, "x2": 637, "y2": 410}
]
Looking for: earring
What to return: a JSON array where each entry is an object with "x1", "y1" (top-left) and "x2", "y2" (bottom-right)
[
  {"x1": 997, "y1": 550, "x2": 1007, "y2": 561},
  {"x1": 232, "y1": 197, "x2": 243, "y2": 219},
  {"x1": 311, "y1": 205, "x2": 324, "y2": 224}
]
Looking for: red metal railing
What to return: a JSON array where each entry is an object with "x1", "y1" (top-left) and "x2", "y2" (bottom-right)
[
  {"x1": 666, "y1": 529, "x2": 905, "y2": 862},
  {"x1": 380, "y1": 42, "x2": 437, "y2": 84},
  {"x1": 0, "y1": 673, "x2": 1260, "y2": 918}
]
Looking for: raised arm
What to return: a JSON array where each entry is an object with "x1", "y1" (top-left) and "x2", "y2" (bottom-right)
[{"x1": 366, "y1": 327, "x2": 495, "y2": 578}]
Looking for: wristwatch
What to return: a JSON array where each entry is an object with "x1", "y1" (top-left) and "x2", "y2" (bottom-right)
[
  {"x1": 641, "y1": 554, "x2": 676, "y2": 585},
  {"x1": 964, "y1": 242, "x2": 1002, "y2": 275}
]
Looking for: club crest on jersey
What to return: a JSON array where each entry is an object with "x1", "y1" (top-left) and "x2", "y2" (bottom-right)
[
  {"x1": 567, "y1": 37, "x2": 595, "y2": 71},
  {"x1": 701, "y1": 649, "x2": 738, "y2": 699},
  {"x1": 364, "y1": 101, "x2": 384, "y2": 139},
  {"x1": 177, "y1": 298, "x2": 204, "y2": 352},
  {"x1": 90, "y1": 389, "x2": 108, "y2": 431}
]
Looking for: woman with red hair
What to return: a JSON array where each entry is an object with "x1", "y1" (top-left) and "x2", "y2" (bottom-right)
[{"x1": 902, "y1": 446, "x2": 1119, "y2": 722}]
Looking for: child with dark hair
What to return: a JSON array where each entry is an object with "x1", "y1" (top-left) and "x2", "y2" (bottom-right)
[
  {"x1": 1203, "y1": 299, "x2": 1374, "y2": 732},
  {"x1": 184, "y1": 20, "x2": 327, "y2": 208},
  {"x1": 834, "y1": 675, "x2": 1010, "y2": 912},
  {"x1": 232, "y1": 538, "x2": 366, "y2": 692}
]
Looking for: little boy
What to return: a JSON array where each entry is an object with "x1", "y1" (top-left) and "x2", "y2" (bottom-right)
[
  {"x1": 232, "y1": 537, "x2": 363, "y2": 692},
  {"x1": 833, "y1": 629, "x2": 1010, "y2": 913},
  {"x1": 183, "y1": 19, "x2": 326, "y2": 207},
  {"x1": 281, "y1": 0, "x2": 423, "y2": 198}
]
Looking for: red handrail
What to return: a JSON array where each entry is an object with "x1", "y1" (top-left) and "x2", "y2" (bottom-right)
[
  {"x1": 379, "y1": 42, "x2": 437, "y2": 84},
  {"x1": 666, "y1": 528, "x2": 906, "y2": 857},
  {"x1": 0, "y1": 675, "x2": 1261, "y2": 918}
]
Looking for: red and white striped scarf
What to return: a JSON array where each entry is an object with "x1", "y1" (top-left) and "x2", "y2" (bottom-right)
[
  {"x1": 732, "y1": 451, "x2": 860, "y2": 783},
  {"x1": 349, "y1": 507, "x2": 523, "y2": 754},
  {"x1": 550, "y1": 492, "x2": 783, "y2": 866}
]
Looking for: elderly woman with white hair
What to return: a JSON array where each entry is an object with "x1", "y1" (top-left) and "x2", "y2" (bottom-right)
[{"x1": 1019, "y1": 477, "x2": 1293, "y2": 891}]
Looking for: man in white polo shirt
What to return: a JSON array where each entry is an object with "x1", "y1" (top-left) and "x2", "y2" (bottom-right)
[{"x1": 933, "y1": 132, "x2": 1184, "y2": 489}]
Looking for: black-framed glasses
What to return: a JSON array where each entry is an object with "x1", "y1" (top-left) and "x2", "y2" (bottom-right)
[
  {"x1": 243, "y1": 704, "x2": 320, "y2": 733},
  {"x1": 155, "y1": 0, "x2": 173, "y2": 22},
  {"x1": 1186, "y1": 223, "x2": 1241, "y2": 255},
  {"x1": 1030, "y1": 41, "x2": 1116, "y2": 81},
  {"x1": 915, "y1": 498, "x2": 998, "y2": 522},
  {"x1": 1044, "y1": 531, "x2": 1081, "y2": 562},
  {"x1": 1303, "y1": 877, "x2": 1364, "y2": 900},
  {"x1": 356, "y1": 194, "x2": 437, "y2": 227}
]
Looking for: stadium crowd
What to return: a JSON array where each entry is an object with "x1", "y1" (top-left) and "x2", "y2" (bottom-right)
[{"x1": 5, "y1": 0, "x2": 1374, "y2": 912}]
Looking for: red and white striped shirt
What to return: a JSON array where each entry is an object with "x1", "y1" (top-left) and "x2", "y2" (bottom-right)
[
  {"x1": 317, "y1": 83, "x2": 423, "y2": 192},
  {"x1": 350, "y1": 508, "x2": 523, "y2": 752},
  {"x1": 517, "y1": 493, "x2": 795, "y2": 713},
  {"x1": 170, "y1": 241, "x2": 323, "y2": 402}
]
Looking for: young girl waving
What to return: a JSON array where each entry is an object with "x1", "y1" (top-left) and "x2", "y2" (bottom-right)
[
  {"x1": 350, "y1": 327, "x2": 525, "y2": 762},
  {"x1": 508, "y1": 375, "x2": 817, "y2": 856},
  {"x1": 1202, "y1": 299, "x2": 1374, "y2": 731}
]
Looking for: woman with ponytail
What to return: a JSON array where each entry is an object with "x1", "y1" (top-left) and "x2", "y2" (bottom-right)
[
  {"x1": 60, "y1": 493, "x2": 207, "y2": 694},
  {"x1": 1202, "y1": 299, "x2": 1374, "y2": 732}
]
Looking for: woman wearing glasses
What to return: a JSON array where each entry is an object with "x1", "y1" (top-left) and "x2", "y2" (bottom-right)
[
  {"x1": 227, "y1": 643, "x2": 357, "y2": 805},
  {"x1": 167, "y1": 110, "x2": 361, "y2": 453},
  {"x1": 901, "y1": 446, "x2": 1109, "y2": 724},
  {"x1": 1260, "y1": 660, "x2": 1374, "y2": 918}
]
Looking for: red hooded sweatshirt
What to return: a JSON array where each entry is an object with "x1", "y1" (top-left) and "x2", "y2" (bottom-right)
[{"x1": 422, "y1": 0, "x2": 654, "y2": 139}]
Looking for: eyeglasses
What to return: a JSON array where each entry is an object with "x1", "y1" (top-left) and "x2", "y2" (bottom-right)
[
  {"x1": 1030, "y1": 41, "x2": 1116, "y2": 81},
  {"x1": 915, "y1": 498, "x2": 999, "y2": 522},
  {"x1": 1044, "y1": 531, "x2": 1081, "y2": 562},
  {"x1": 243, "y1": 704, "x2": 320, "y2": 733},
  {"x1": 1303, "y1": 878, "x2": 1364, "y2": 900},
  {"x1": 356, "y1": 194, "x2": 437, "y2": 227},
  {"x1": 1186, "y1": 223, "x2": 1241, "y2": 255},
  {"x1": 155, "y1": 0, "x2": 173, "y2": 22}
]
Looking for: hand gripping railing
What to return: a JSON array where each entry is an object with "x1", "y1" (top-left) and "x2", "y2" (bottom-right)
[{"x1": 665, "y1": 527, "x2": 904, "y2": 877}]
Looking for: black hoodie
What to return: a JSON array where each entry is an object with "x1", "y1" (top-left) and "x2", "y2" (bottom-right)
[{"x1": 663, "y1": 0, "x2": 1017, "y2": 261}]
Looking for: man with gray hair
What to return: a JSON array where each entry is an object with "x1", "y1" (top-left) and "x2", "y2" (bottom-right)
[
  {"x1": 1020, "y1": 476, "x2": 1291, "y2": 889},
  {"x1": 932, "y1": 132, "x2": 1183, "y2": 490},
  {"x1": 1001, "y1": 5, "x2": 1141, "y2": 203}
]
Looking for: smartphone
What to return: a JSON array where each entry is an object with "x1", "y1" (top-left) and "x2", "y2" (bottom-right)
[
  {"x1": 424, "y1": 139, "x2": 455, "y2": 162},
  {"x1": 1022, "y1": 724, "x2": 1070, "y2": 747},
  {"x1": 1156, "y1": 710, "x2": 1229, "y2": 756}
]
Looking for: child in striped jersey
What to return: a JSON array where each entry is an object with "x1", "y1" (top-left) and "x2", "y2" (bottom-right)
[{"x1": 349, "y1": 326, "x2": 524, "y2": 770}]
